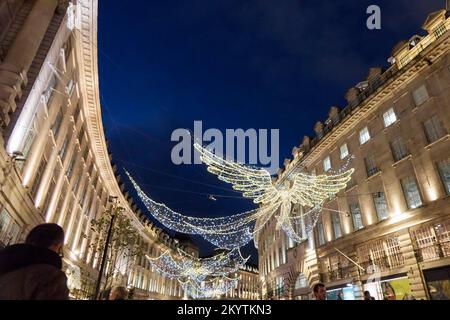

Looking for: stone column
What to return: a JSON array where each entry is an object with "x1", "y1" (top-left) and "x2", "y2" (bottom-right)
[{"x1": 0, "y1": 0, "x2": 58, "y2": 126}]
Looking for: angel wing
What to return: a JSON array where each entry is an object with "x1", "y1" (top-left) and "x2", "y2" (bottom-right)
[
  {"x1": 290, "y1": 169, "x2": 355, "y2": 207},
  {"x1": 194, "y1": 143, "x2": 279, "y2": 204}
]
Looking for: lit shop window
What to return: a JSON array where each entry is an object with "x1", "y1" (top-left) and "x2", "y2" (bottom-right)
[{"x1": 359, "y1": 127, "x2": 370, "y2": 145}]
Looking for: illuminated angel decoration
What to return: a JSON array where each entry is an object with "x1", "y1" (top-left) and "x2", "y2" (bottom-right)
[
  {"x1": 179, "y1": 275, "x2": 239, "y2": 299},
  {"x1": 146, "y1": 247, "x2": 248, "y2": 283},
  {"x1": 146, "y1": 248, "x2": 246, "y2": 299},
  {"x1": 193, "y1": 143, "x2": 354, "y2": 243},
  {"x1": 126, "y1": 143, "x2": 354, "y2": 248}
]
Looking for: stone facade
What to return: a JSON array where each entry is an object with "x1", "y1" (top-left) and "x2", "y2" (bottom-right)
[
  {"x1": 0, "y1": 0, "x2": 194, "y2": 300},
  {"x1": 258, "y1": 9, "x2": 450, "y2": 300}
]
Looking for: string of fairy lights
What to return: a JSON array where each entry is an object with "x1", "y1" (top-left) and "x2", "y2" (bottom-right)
[
  {"x1": 179, "y1": 275, "x2": 240, "y2": 299},
  {"x1": 126, "y1": 143, "x2": 353, "y2": 248},
  {"x1": 126, "y1": 142, "x2": 355, "y2": 299},
  {"x1": 145, "y1": 247, "x2": 247, "y2": 298}
]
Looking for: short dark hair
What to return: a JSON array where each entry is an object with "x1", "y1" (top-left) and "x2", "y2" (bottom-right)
[
  {"x1": 313, "y1": 283, "x2": 325, "y2": 293},
  {"x1": 364, "y1": 291, "x2": 370, "y2": 295},
  {"x1": 25, "y1": 223, "x2": 65, "y2": 248}
]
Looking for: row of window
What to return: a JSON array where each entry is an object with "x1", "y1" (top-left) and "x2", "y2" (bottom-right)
[
  {"x1": 320, "y1": 85, "x2": 447, "y2": 173},
  {"x1": 316, "y1": 159, "x2": 450, "y2": 246}
]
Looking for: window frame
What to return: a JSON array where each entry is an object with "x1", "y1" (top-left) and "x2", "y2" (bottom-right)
[
  {"x1": 323, "y1": 156, "x2": 332, "y2": 172},
  {"x1": 359, "y1": 127, "x2": 371, "y2": 145},
  {"x1": 412, "y1": 85, "x2": 429, "y2": 107},
  {"x1": 383, "y1": 107, "x2": 397, "y2": 127},
  {"x1": 401, "y1": 176, "x2": 423, "y2": 209},
  {"x1": 349, "y1": 202, "x2": 364, "y2": 230},
  {"x1": 340, "y1": 143, "x2": 349, "y2": 159}
]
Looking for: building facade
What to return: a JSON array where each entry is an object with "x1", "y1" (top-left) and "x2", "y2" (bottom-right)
[
  {"x1": 0, "y1": 0, "x2": 194, "y2": 300},
  {"x1": 223, "y1": 265, "x2": 260, "y2": 300},
  {"x1": 258, "y1": 9, "x2": 450, "y2": 300}
]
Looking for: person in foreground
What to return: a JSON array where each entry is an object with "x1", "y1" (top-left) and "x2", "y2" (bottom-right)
[
  {"x1": 109, "y1": 286, "x2": 128, "y2": 300},
  {"x1": 313, "y1": 283, "x2": 327, "y2": 300},
  {"x1": 0, "y1": 223, "x2": 69, "y2": 300}
]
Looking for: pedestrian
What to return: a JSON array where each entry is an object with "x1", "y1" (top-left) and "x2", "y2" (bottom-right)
[
  {"x1": 109, "y1": 286, "x2": 128, "y2": 300},
  {"x1": 313, "y1": 283, "x2": 327, "y2": 300},
  {"x1": 337, "y1": 290, "x2": 344, "y2": 300},
  {"x1": 364, "y1": 291, "x2": 375, "y2": 300},
  {"x1": 0, "y1": 223, "x2": 69, "y2": 300}
]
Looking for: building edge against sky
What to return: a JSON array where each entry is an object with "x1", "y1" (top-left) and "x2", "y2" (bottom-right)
[
  {"x1": 257, "y1": 8, "x2": 450, "y2": 300},
  {"x1": 0, "y1": 0, "x2": 214, "y2": 300},
  {"x1": 1, "y1": 1, "x2": 450, "y2": 301}
]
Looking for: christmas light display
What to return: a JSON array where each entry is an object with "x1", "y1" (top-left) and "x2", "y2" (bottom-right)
[
  {"x1": 125, "y1": 143, "x2": 354, "y2": 248},
  {"x1": 146, "y1": 247, "x2": 248, "y2": 282},
  {"x1": 194, "y1": 142, "x2": 354, "y2": 242},
  {"x1": 145, "y1": 248, "x2": 246, "y2": 299},
  {"x1": 126, "y1": 170, "x2": 279, "y2": 249},
  {"x1": 179, "y1": 275, "x2": 239, "y2": 299}
]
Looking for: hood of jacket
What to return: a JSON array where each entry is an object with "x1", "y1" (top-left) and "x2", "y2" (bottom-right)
[{"x1": 0, "y1": 243, "x2": 62, "y2": 276}]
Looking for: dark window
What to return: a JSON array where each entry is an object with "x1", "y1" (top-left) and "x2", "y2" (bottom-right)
[
  {"x1": 349, "y1": 202, "x2": 364, "y2": 230},
  {"x1": 365, "y1": 155, "x2": 379, "y2": 177},
  {"x1": 390, "y1": 137, "x2": 409, "y2": 162},
  {"x1": 373, "y1": 192, "x2": 388, "y2": 220},
  {"x1": 423, "y1": 115, "x2": 447, "y2": 144}
]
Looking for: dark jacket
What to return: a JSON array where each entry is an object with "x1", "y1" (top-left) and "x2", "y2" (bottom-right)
[{"x1": 0, "y1": 243, "x2": 69, "y2": 300}]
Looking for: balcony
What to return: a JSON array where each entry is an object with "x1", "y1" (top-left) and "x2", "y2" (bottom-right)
[
  {"x1": 359, "y1": 253, "x2": 405, "y2": 274},
  {"x1": 366, "y1": 167, "x2": 380, "y2": 178},
  {"x1": 319, "y1": 266, "x2": 353, "y2": 283},
  {"x1": 414, "y1": 241, "x2": 450, "y2": 263}
]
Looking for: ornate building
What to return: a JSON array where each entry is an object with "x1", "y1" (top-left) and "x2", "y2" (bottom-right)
[
  {"x1": 223, "y1": 265, "x2": 260, "y2": 300},
  {"x1": 0, "y1": 0, "x2": 195, "y2": 300},
  {"x1": 258, "y1": 9, "x2": 450, "y2": 300}
]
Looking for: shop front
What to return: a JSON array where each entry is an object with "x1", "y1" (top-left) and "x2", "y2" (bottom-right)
[
  {"x1": 423, "y1": 266, "x2": 450, "y2": 300},
  {"x1": 363, "y1": 273, "x2": 412, "y2": 300},
  {"x1": 326, "y1": 283, "x2": 356, "y2": 300}
]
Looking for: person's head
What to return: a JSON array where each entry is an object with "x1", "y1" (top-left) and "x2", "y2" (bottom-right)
[
  {"x1": 109, "y1": 286, "x2": 128, "y2": 300},
  {"x1": 364, "y1": 291, "x2": 371, "y2": 299},
  {"x1": 25, "y1": 223, "x2": 65, "y2": 256},
  {"x1": 313, "y1": 283, "x2": 326, "y2": 300}
]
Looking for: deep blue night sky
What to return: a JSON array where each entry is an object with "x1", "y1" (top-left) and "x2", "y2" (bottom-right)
[{"x1": 97, "y1": 0, "x2": 443, "y2": 264}]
